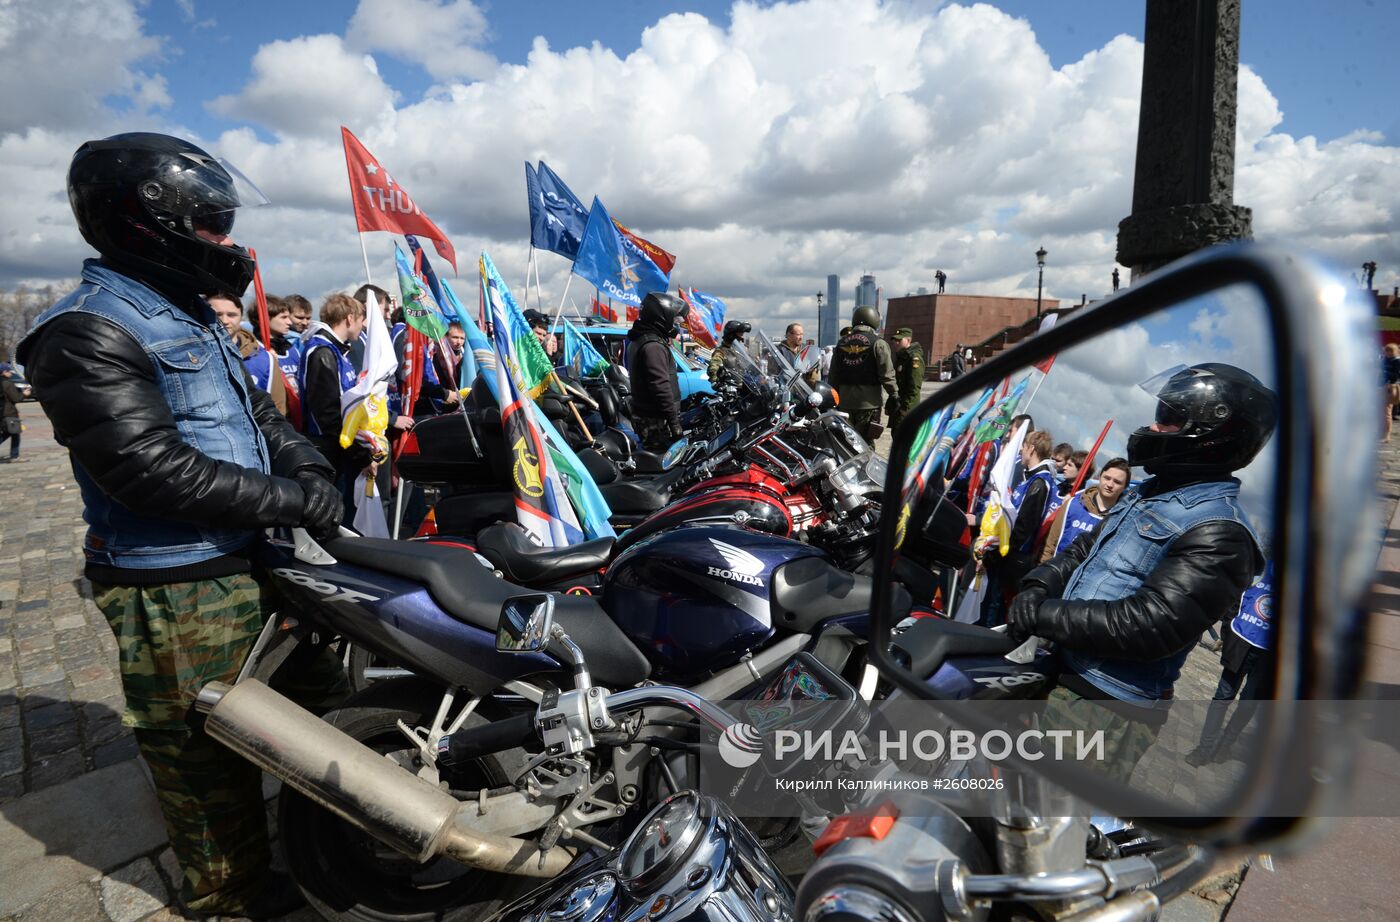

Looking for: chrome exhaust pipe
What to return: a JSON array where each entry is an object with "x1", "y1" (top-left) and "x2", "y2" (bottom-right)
[{"x1": 196, "y1": 680, "x2": 571, "y2": 877}]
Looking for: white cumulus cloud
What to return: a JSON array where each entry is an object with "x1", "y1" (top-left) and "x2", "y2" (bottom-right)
[
  {"x1": 0, "y1": 0, "x2": 1396, "y2": 341},
  {"x1": 346, "y1": 0, "x2": 496, "y2": 81},
  {"x1": 208, "y1": 34, "x2": 398, "y2": 139}
]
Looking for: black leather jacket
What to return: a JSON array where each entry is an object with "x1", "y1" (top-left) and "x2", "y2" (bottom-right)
[
  {"x1": 21, "y1": 313, "x2": 332, "y2": 530},
  {"x1": 1019, "y1": 501, "x2": 1258, "y2": 663},
  {"x1": 626, "y1": 327, "x2": 681, "y2": 425}
]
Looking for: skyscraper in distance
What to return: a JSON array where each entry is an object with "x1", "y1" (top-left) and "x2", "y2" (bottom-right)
[
  {"x1": 855, "y1": 274, "x2": 878, "y2": 311},
  {"x1": 822, "y1": 274, "x2": 840, "y2": 347}
]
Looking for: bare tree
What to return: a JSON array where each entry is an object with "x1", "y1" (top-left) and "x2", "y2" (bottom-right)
[{"x1": 0, "y1": 282, "x2": 79, "y2": 364}]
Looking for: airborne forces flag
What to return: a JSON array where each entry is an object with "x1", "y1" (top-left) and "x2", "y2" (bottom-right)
[{"x1": 481, "y1": 254, "x2": 585, "y2": 547}]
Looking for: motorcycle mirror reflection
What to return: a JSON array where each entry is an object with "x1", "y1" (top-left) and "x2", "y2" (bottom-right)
[
  {"x1": 496, "y1": 593, "x2": 555, "y2": 654},
  {"x1": 867, "y1": 245, "x2": 1377, "y2": 850}
]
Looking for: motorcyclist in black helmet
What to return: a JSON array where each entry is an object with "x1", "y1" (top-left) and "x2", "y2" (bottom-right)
[
  {"x1": 626, "y1": 292, "x2": 687, "y2": 451},
  {"x1": 707, "y1": 319, "x2": 752, "y2": 386},
  {"x1": 16, "y1": 133, "x2": 342, "y2": 918},
  {"x1": 1008, "y1": 363, "x2": 1276, "y2": 781}
]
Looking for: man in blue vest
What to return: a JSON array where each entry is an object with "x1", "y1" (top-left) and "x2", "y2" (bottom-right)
[
  {"x1": 1009, "y1": 364, "x2": 1276, "y2": 781},
  {"x1": 17, "y1": 133, "x2": 344, "y2": 917},
  {"x1": 979, "y1": 429, "x2": 1057, "y2": 626},
  {"x1": 299, "y1": 292, "x2": 367, "y2": 516}
]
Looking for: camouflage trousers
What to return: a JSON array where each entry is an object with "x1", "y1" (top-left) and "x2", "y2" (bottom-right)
[
  {"x1": 92, "y1": 572, "x2": 348, "y2": 914},
  {"x1": 1041, "y1": 686, "x2": 1161, "y2": 785},
  {"x1": 846, "y1": 407, "x2": 879, "y2": 433}
]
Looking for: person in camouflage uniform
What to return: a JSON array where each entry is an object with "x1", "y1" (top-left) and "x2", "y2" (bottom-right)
[
  {"x1": 888, "y1": 328, "x2": 925, "y2": 430},
  {"x1": 707, "y1": 319, "x2": 752, "y2": 387},
  {"x1": 18, "y1": 133, "x2": 346, "y2": 918}
]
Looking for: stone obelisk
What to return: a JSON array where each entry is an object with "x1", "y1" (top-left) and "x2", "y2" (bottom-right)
[{"x1": 1117, "y1": 0, "x2": 1253, "y2": 279}]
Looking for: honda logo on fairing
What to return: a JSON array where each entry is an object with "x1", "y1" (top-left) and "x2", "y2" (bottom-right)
[{"x1": 707, "y1": 539, "x2": 765, "y2": 587}]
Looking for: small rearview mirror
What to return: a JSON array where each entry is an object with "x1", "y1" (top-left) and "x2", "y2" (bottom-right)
[
  {"x1": 867, "y1": 244, "x2": 1377, "y2": 850},
  {"x1": 497, "y1": 593, "x2": 555, "y2": 653}
]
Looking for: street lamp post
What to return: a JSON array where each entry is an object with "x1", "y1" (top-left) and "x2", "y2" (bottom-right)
[{"x1": 1035, "y1": 246, "x2": 1048, "y2": 319}]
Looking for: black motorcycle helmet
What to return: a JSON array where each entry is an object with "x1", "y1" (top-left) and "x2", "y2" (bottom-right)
[
  {"x1": 1126, "y1": 363, "x2": 1278, "y2": 476},
  {"x1": 852, "y1": 306, "x2": 880, "y2": 330},
  {"x1": 722, "y1": 320, "x2": 751, "y2": 345},
  {"x1": 638, "y1": 292, "x2": 685, "y2": 333},
  {"x1": 68, "y1": 133, "x2": 265, "y2": 297},
  {"x1": 807, "y1": 381, "x2": 838, "y2": 413}
]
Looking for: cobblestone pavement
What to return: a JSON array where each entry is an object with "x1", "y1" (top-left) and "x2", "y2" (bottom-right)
[{"x1": 2, "y1": 396, "x2": 1397, "y2": 921}]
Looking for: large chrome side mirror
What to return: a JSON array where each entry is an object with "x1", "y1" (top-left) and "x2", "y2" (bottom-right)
[
  {"x1": 497, "y1": 593, "x2": 555, "y2": 654},
  {"x1": 867, "y1": 243, "x2": 1378, "y2": 850}
]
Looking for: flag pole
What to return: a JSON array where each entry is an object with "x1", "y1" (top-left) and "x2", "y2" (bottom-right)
[
  {"x1": 521, "y1": 245, "x2": 534, "y2": 309},
  {"x1": 533, "y1": 250, "x2": 546, "y2": 313},
  {"x1": 553, "y1": 272, "x2": 575, "y2": 327},
  {"x1": 357, "y1": 232, "x2": 374, "y2": 285}
]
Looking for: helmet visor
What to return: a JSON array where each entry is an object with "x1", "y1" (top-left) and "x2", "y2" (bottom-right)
[
  {"x1": 1137, "y1": 364, "x2": 1194, "y2": 429},
  {"x1": 147, "y1": 155, "x2": 269, "y2": 239}
]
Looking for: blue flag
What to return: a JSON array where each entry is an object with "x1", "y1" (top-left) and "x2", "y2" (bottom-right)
[
  {"x1": 561, "y1": 317, "x2": 610, "y2": 377},
  {"x1": 572, "y1": 197, "x2": 669, "y2": 308},
  {"x1": 533, "y1": 161, "x2": 590, "y2": 259}
]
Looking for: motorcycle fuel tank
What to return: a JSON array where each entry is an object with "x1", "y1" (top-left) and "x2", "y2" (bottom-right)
[
  {"x1": 602, "y1": 525, "x2": 826, "y2": 679},
  {"x1": 613, "y1": 479, "x2": 794, "y2": 555}
]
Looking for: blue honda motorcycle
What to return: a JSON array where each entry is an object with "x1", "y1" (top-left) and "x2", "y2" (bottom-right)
[{"x1": 243, "y1": 523, "x2": 883, "y2": 919}]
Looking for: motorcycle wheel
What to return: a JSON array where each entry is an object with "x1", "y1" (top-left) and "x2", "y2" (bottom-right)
[{"x1": 277, "y1": 679, "x2": 534, "y2": 921}]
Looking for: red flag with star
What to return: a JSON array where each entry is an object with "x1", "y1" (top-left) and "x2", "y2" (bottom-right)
[{"x1": 341, "y1": 126, "x2": 457, "y2": 273}]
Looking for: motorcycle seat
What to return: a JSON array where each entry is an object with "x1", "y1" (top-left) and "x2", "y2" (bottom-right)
[
  {"x1": 476, "y1": 523, "x2": 615, "y2": 584},
  {"x1": 769, "y1": 556, "x2": 879, "y2": 631},
  {"x1": 891, "y1": 617, "x2": 1018, "y2": 678},
  {"x1": 324, "y1": 537, "x2": 651, "y2": 687},
  {"x1": 602, "y1": 465, "x2": 687, "y2": 515}
]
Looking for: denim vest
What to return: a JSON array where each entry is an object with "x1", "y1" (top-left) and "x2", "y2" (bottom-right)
[
  {"x1": 21, "y1": 261, "x2": 270, "y2": 568},
  {"x1": 1059, "y1": 478, "x2": 1261, "y2": 702}
]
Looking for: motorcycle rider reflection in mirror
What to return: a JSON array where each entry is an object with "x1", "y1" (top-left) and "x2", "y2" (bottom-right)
[
  {"x1": 1008, "y1": 363, "x2": 1278, "y2": 782},
  {"x1": 627, "y1": 293, "x2": 688, "y2": 451},
  {"x1": 708, "y1": 319, "x2": 752, "y2": 386},
  {"x1": 828, "y1": 307, "x2": 896, "y2": 437}
]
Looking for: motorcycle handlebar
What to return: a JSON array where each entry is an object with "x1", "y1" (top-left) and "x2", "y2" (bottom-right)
[{"x1": 438, "y1": 712, "x2": 539, "y2": 767}]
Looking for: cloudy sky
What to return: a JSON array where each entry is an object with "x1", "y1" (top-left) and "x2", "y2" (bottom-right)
[{"x1": 1, "y1": 0, "x2": 1396, "y2": 339}]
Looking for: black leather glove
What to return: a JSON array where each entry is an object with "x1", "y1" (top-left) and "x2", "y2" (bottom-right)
[
  {"x1": 296, "y1": 472, "x2": 344, "y2": 540},
  {"x1": 668, "y1": 419, "x2": 685, "y2": 441},
  {"x1": 1007, "y1": 587, "x2": 1047, "y2": 642},
  {"x1": 884, "y1": 395, "x2": 900, "y2": 419}
]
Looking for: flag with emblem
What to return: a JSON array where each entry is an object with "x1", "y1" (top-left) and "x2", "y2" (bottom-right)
[
  {"x1": 482, "y1": 252, "x2": 616, "y2": 542},
  {"x1": 571, "y1": 197, "x2": 669, "y2": 308},
  {"x1": 533, "y1": 161, "x2": 591, "y2": 259},
  {"x1": 342, "y1": 127, "x2": 456, "y2": 272},
  {"x1": 394, "y1": 244, "x2": 450, "y2": 341},
  {"x1": 482, "y1": 255, "x2": 582, "y2": 547},
  {"x1": 481, "y1": 251, "x2": 556, "y2": 398}
]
